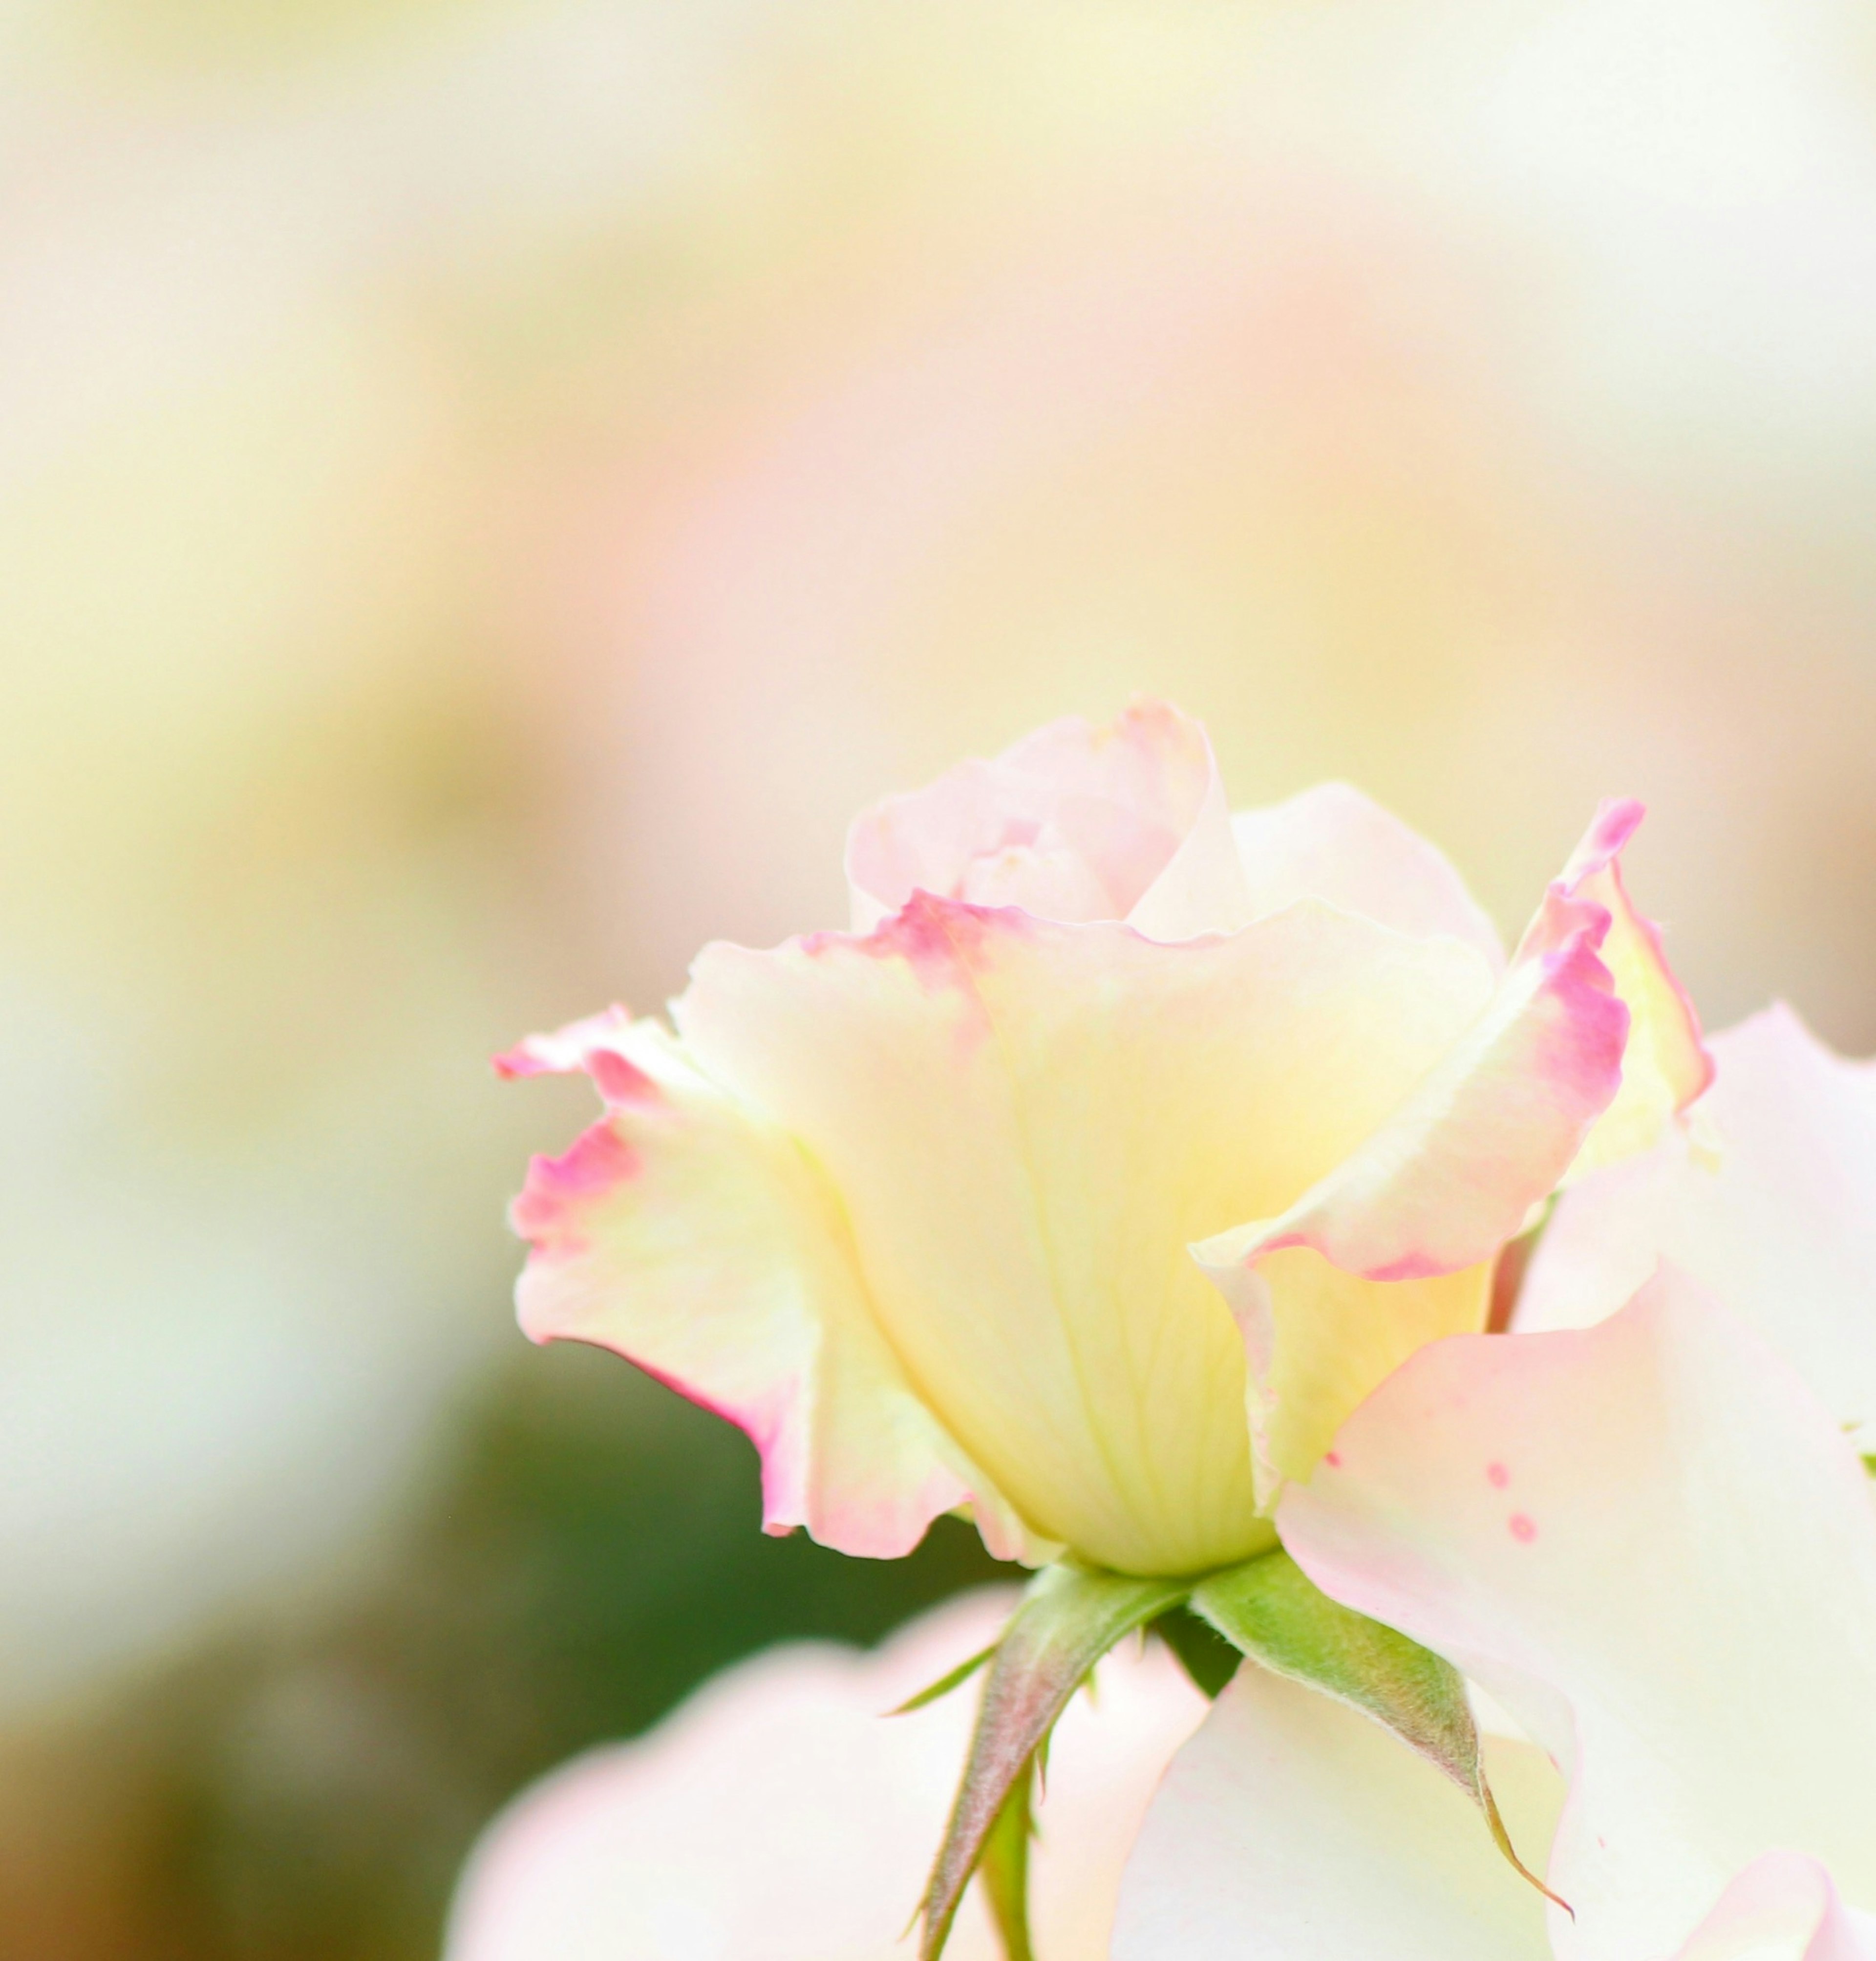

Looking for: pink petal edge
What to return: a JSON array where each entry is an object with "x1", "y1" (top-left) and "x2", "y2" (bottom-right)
[{"x1": 500, "y1": 1004, "x2": 1048, "y2": 1565}]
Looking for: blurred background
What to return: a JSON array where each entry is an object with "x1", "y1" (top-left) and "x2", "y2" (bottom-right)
[{"x1": 7, "y1": 0, "x2": 1876, "y2": 1952}]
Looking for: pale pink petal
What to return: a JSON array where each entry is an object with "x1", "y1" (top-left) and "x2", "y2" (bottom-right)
[
  {"x1": 677, "y1": 896, "x2": 1493, "y2": 1574},
  {"x1": 445, "y1": 1589, "x2": 1208, "y2": 1961},
  {"x1": 1194, "y1": 864, "x2": 1625, "y2": 1493},
  {"x1": 1114, "y1": 1661, "x2": 1558, "y2": 1961},
  {"x1": 1279, "y1": 1270, "x2": 1876, "y2": 1961},
  {"x1": 1518, "y1": 1003, "x2": 1876, "y2": 1450},
  {"x1": 845, "y1": 701, "x2": 1250, "y2": 941},
  {"x1": 1524, "y1": 799, "x2": 1713, "y2": 1178},
  {"x1": 504, "y1": 1011, "x2": 1047, "y2": 1563},
  {"x1": 1675, "y1": 1855, "x2": 1876, "y2": 1961},
  {"x1": 1232, "y1": 782, "x2": 1505, "y2": 968},
  {"x1": 494, "y1": 1004, "x2": 638, "y2": 1080}
]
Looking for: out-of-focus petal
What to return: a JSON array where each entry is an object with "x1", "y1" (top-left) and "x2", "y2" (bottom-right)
[
  {"x1": 1113, "y1": 1661, "x2": 1558, "y2": 1961},
  {"x1": 1523, "y1": 799, "x2": 1712, "y2": 1178},
  {"x1": 1675, "y1": 1855, "x2": 1876, "y2": 1961},
  {"x1": 1279, "y1": 1269, "x2": 1876, "y2": 1961},
  {"x1": 444, "y1": 1589, "x2": 1209, "y2": 1961},
  {"x1": 845, "y1": 700, "x2": 1250, "y2": 941},
  {"x1": 1232, "y1": 782, "x2": 1505, "y2": 968},
  {"x1": 678, "y1": 896, "x2": 1494, "y2": 1574},
  {"x1": 1517, "y1": 1003, "x2": 1876, "y2": 1450},
  {"x1": 1194, "y1": 856, "x2": 1626, "y2": 1494},
  {"x1": 504, "y1": 1010, "x2": 1047, "y2": 1563}
]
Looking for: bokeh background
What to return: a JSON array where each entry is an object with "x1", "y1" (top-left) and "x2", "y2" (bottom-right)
[{"x1": 8, "y1": 0, "x2": 1876, "y2": 1953}]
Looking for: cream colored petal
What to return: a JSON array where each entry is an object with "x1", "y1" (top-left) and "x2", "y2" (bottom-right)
[
  {"x1": 1114, "y1": 1661, "x2": 1558, "y2": 1961},
  {"x1": 1517, "y1": 1003, "x2": 1876, "y2": 1450},
  {"x1": 1279, "y1": 1269, "x2": 1876, "y2": 1961},
  {"x1": 502, "y1": 1010, "x2": 1051, "y2": 1564},
  {"x1": 677, "y1": 897, "x2": 1493, "y2": 1575},
  {"x1": 1195, "y1": 873, "x2": 1624, "y2": 1495},
  {"x1": 1232, "y1": 782, "x2": 1504, "y2": 968},
  {"x1": 1218, "y1": 1250, "x2": 1494, "y2": 1498}
]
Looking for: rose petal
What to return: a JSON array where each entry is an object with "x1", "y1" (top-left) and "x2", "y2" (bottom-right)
[
  {"x1": 1113, "y1": 1660, "x2": 1558, "y2": 1961},
  {"x1": 1232, "y1": 781, "x2": 1505, "y2": 968},
  {"x1": 446, "y1": 1588, "x2": 1208, "y2": 1961},
  {"x1": 506, "y1": 1011, "x2": 1047, "y2": 1563},
  {"x1": 1194, "y1": 845, "x2": 1626, "y2": 1494},
  {"x1": 1517, "y1": 1003, "x2": 1876, "y2": 1449},
  {"x1": 845, "y1": 701, "x2": 1250, "y2": 941},
  {"x1": 1675, "y1": 1855, "x2": 1876, "y2": 1961},
  {"x1": 1524, "y1": 799, "x2": 1712, "y2": 1178},
  {"x1": 1279, "y1": 1268, "x2": 1876, "y2": 1960},
  {"x1": 677, "y1": 896, "x2": 1494, "y2": 1574}
]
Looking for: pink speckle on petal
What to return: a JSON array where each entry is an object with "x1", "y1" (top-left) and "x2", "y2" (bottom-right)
[
  {"x1": 1486, "y1": 1461, "x2": 1510, "y2": 1489},
  {"x1": 884, "y1": 891, "x2": 1010, "y2": 968},
  {"x1": 815, "y1": 889, "x2": 1025, "y2": 988},
  {"x1": 802, "y1": 893, "x2": 1027, "y2": 1063},
  {"x1": 1508, "y1": 1512, "x2": 1537, "y2": 1544},
  {"x1": 1323, "y1": 1450, "x2": 1342, "y2": 1468}
]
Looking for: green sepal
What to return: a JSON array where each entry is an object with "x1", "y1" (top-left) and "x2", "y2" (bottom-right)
[
  {"x1": 978, "y1": 1754, "x2": 1036, "y2": 1961},
  {"x1": 1151, "y1": 1604, "x2": 1241, "y2": 1699},
  {"x1": 918, "y1": 1563, "x2": 1188, "y2": 1960},
  {"x1": 890, "y1": 1640, "x2": 998, "y2": 1715},
  {"x1": 1191, "y1": 1548, "x2": 1567, "y2": 1913}
]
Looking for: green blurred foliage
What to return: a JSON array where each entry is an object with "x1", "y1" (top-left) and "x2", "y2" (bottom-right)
[{"x1": 0, "y1": 1343, "x2": 1006, "y2": 1961}]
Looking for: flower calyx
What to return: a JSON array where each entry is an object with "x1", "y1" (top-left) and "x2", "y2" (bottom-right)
[{"x1": 917, "y1": 1547, "x2": 1560, "y2": 1959}]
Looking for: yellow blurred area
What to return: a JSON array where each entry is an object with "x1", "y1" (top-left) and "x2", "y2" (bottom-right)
[{"x1": 5, "y1": 0, "x2": 1876, "y2": 1952}]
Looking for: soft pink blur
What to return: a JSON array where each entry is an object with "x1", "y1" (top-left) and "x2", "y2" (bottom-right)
[{"x1": 446, "y1": 1589, "x2": 1207, "y2": 1961}]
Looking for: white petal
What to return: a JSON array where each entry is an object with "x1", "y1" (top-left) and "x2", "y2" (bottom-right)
[
  {"x1": 1675, "y1": 1855, "x2": 1876, "y2": 1961},
  {"x1": 1114, "y1": 1660, "x2": 1557, "y2": 1961},
  {"x1": 446, "y1": 1589, "x2": 1207, "y2": 1961},
  {"x1": 1280, "y1": 1269, "x2": 1876, "y2": 1960},
  {"x1": 1518, "y1": 1003, "x2": 1876, "y2": 1448}
]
